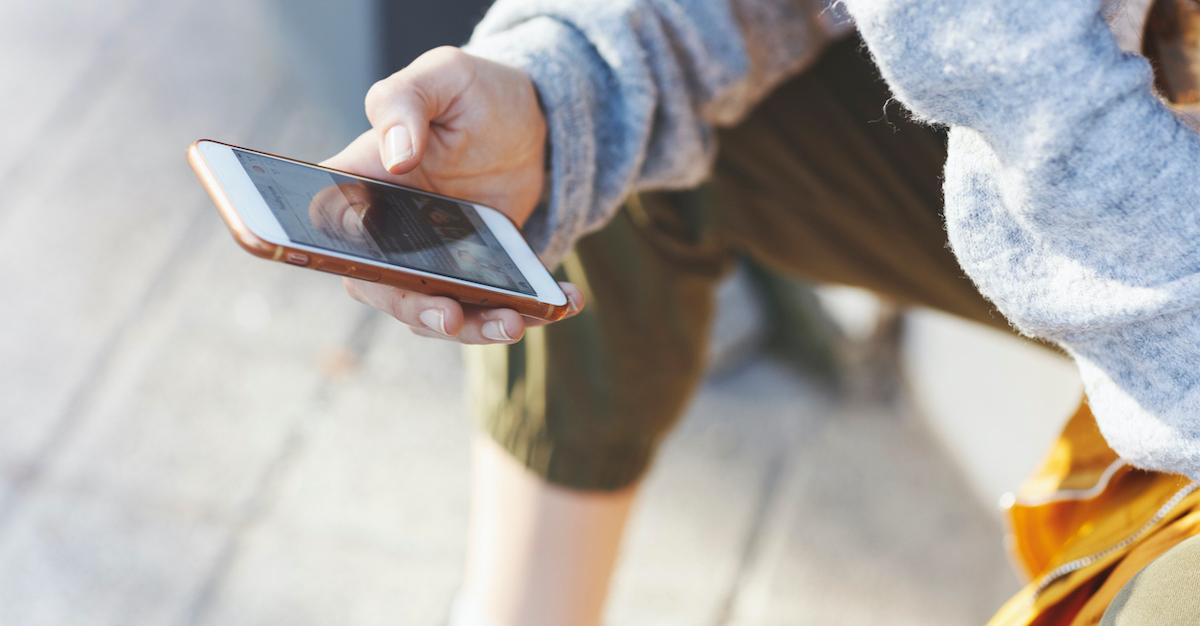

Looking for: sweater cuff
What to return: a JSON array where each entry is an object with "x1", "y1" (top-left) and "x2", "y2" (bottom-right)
[{"x1": 465, "y1": 18, "x2": 602, "y2": 269}]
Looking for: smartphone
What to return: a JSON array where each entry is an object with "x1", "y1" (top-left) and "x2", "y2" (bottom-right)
[{"x1": 188, "y1": 139, "x2": 569, "y2": 321}]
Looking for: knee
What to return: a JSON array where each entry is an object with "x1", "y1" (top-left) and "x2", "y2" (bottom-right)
[{"x1": 1102, "y1": 535, "x2": 1200, "y2": 625}]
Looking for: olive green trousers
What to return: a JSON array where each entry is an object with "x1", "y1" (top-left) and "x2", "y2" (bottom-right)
[
  {"x1": 1102, "y1": 535, "x2": 1200, "y2": 625},
  {"x1": 466, "y1": 36, "x2": 1001, "y2": 491},
  {"x1": 463, "y1": 33, "x2": 1198, "y2": 624}
]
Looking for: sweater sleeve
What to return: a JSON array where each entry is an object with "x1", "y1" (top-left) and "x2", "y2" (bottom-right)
[
  {"x1": 463, "y1": 0, "x2": 848, "y2": 266},
  {"x1": 843, "y1": 0, "x2": 1200, "y2": 479}
]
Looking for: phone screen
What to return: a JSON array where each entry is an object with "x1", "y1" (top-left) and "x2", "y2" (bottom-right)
[{"x1": 233, "y1": 149, "x2": 535, "y2": 296}]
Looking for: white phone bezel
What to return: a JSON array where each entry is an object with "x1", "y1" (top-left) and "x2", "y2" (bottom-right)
[{"x1": 195, "y1": 140, "x2": 566, "y2": 307}]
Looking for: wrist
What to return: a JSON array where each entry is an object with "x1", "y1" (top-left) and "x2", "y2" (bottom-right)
[{"x1": 464, "y1": 18, "x2": 602, "y2": 267}]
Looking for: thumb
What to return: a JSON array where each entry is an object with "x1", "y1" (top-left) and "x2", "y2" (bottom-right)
[
  {"x1": 365, "y1": 46, "x2": 476, "y2": 175},
  {"x1": 381, "y1": 124, "x2": 418, "y2": 175},
  {"x1": 366, "y1": 84, "x2": 427, "y2": 175}
]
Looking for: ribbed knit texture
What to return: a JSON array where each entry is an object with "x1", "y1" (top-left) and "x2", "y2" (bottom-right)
[
  {"x1": 464, "y1": 0, "x2": 849, "y2": 266},
  {"x1": 466, "y1": 0, "x2": 1200, "y2": 481},
  {"x1": 847, "y1": 0, "x2": 1200, "y2": 480}
]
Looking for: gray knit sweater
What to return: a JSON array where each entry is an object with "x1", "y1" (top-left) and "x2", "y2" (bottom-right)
[{"x1": 467, "y1": 0, "x2": 1200, "y2": 482}]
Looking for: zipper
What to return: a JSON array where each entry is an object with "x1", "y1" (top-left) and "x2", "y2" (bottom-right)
[
  {"x1": 1006, "y1": 460, "x2": 1127, "y2": 508},
  {"x1": 1033, "y1": 480, "x2": 1200, "y2": 596}
]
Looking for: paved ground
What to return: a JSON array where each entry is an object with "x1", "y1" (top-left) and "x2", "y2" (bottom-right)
[{"x1": 0, "y1": 2, "x2": 1021, "y2": 624}]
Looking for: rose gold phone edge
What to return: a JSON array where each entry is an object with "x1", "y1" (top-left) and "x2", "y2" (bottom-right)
[{"x1": 187, "y1": 139, "x2": 570, "y2": 322}]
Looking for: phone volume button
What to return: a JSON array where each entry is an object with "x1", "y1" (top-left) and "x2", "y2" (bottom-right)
[
  {"x1": 313, "y1": 259, "x2": 350, "y2": 275},
  {"x1": 284, "y1": 251, "x2": 310, "y2": 266}
]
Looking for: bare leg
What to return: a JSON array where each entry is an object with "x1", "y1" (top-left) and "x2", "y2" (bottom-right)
[{"x1": 452, "y1": 435, "x2": 638, "y2": 626}]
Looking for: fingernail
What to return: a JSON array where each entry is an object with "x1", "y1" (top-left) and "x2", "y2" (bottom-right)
[
  {"x1": 567, "y1": 292, "x2": 582, "y2": 314},
  {"x1": 419, "y1": 309, "x2": 447, "y2": 335},
  {"x1": 384, "y1": 126, "x2": 413, "y2": 170},
  {"x1": 482, "y1": 320, "x2": 513, "y2": 343}
]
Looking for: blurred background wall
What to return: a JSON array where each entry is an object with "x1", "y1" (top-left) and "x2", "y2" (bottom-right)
[
  {"x1": 378, "y1": 0, "x2": 492, "y2": 68},
  {"x1": 259, "y1": 0, "x2": 495, "y2": 128},
  {"x1": 265, "y1": 0, "x2": 379, "y2": 131}
]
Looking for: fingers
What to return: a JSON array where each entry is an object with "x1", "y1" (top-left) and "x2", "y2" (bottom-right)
[
  {"x1": 562, "y1": 282, "x2": 586, "y2": 317},
  {"x1": 458, "y1": 308, "x2": 527, "y2": 344},
  {"x1": 343, "y1": 278, "x2": 528, "y2": 345},
  {"x1": 409, "y1": 307, "x2": 526, "y2": 344},
  {"x1": 364, "y1": 46, "x2": 476, "y2": 174},
  {"x1": 344, "y1": 278, "x2": 586, "y2": 345},
  {"x1": 523, "y1": 282, "x2": 586, "y2": 328},
  {"x1": 319, "y1": 129, "x2": 434, "y2": 194},
  {"x1": 320, "y1": 130, "x2": 390, "y2": 179},
  {"x1": 344, "y1": 278, "x2": 465, "y2": 337}
]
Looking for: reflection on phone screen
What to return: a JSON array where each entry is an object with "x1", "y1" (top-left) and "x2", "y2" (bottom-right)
[{"x1": 235, "y1": 149, "x2": 534, "y2": 295}]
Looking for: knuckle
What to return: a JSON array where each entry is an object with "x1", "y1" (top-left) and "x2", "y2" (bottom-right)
[
  {"x1": 364, "y1": 78, "x2": 397, "y2": 121},
  {"x1": 425, "y1": 45, "x2": 468, "y2": 67},
  {"x1": 367, "y1": 47, "x2": 474, "y2": 126},
  {"x1": 422, "y1": 46, "x2": 477, "y2": 84}
]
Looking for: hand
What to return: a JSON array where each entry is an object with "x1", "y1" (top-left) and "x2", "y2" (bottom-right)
[{"x1": 321, "y1": 46, "x2": 583, "y2": 344}]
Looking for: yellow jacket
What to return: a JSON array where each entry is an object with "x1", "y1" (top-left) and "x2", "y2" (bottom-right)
[{"x1": 989, "y1": 403, "x2": 1200, "y2": 625}]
